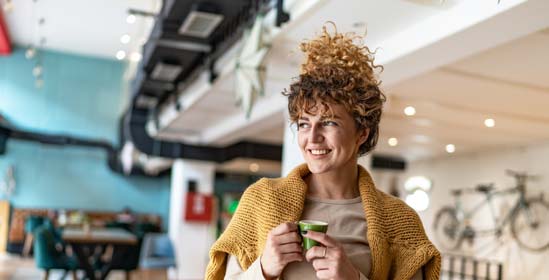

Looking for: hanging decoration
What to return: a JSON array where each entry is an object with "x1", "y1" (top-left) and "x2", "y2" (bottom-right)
[
  {"x1": 0, "y1": 165, "x2": 16, "y2": 199},
  {"x1": 25, "y1": 0, "x2": 46, "y2": 89},
  {"x1": 234, "y1": 14, "x2": 271, "y2": 118}
]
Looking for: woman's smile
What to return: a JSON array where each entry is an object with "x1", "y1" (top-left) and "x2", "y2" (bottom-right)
[{"x1": 298, "y1": 103, "x2": 367, "y2": 175}]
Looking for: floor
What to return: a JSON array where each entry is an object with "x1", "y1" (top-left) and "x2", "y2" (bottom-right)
[{"x1": 0, "y1": 253, "x2": 140, "y2": 280}]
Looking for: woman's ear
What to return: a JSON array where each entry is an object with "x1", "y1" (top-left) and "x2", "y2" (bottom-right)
[{"x1": 357, "y1": 128, "x2": 369, "y2": 146}]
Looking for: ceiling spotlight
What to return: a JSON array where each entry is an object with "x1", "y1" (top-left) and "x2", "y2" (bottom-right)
[
  {"x1": 32, "y1": 65, "x2": 43, "y2": 77},
  {"x1": 484, "y1": 118, "x2": 495, "y2": 128},
  {"x1": 116, "y1": 50, "x2": 126, "y2": 60},
  {"x1": 130, "y1": 52, "x2": 142, "y2": 62},
  {"x1": 120, "y1": 34, "x2": 131, "y2": 44},
  {"x1": 249, "y1": 163, "x2": 259, "y2": 173},
  {"x1": 126, "y1": 14, "x2": 136, "y2": 24},
  {"x1": 388, "y1": 137, "x2": 398, "y2": 147},
  {"x1": 446, "y1": 144, "x2": 455, "y2": 153},
  {"x1": 404, "y1": 106, "x2": 416, "y2": 116}
]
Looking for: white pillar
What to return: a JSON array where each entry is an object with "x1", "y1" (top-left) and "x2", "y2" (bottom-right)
[
  {"x1": 169, "y1": 159, "x2": 216, "y2": 279},
  {"x1": 281, "y1": 112, "x2": 305, "y2": 176}
]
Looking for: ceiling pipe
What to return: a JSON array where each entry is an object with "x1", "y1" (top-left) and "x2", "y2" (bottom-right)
[
  {"x1": 0, "y1": 8, "x2": 12, "y2": 55},
  {"x1": 125, "y1": 106, "x2": 282, "y2": 163}
]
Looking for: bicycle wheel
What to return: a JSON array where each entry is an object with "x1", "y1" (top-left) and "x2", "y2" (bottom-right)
[
  {"x1": 433, "y1": 206, "x2": 462, "y2": 251},
  {"x1": 511, "y1": 198, "x2": 549, "y2": 252}
]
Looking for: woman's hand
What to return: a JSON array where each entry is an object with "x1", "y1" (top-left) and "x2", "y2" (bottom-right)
[
  {"x1": 260, "y1": 222, "x2": 304, "y2": 279},
  {"x1": 304, "y1": 231, "x2": 360, "y2": 280}
]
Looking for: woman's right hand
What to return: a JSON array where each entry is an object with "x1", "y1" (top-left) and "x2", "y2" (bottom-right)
[{"x1": 260, "y1": 222, "x2": 304, "y2": 279}]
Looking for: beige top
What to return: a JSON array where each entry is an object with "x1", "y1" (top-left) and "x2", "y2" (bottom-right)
[{"x1": 224, "y1": 196, "x2": 423, "y2": 280}]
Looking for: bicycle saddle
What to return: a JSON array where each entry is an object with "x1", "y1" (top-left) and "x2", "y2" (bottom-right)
[{"x1": 475, "y1": 184, "x2": 494, "y2": 193}]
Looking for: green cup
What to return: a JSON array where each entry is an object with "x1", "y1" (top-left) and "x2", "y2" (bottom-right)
[{"x1": 298, "y1": 220, "x2": 329, "y2": 250}]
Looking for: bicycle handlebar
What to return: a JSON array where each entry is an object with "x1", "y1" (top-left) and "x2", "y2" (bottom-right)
[{"x1": 505, "y1": 169, "x2": 539, "y2": 180}]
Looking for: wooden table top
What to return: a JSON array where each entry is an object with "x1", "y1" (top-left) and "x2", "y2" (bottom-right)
[{"x1": 62, "y1": 227, "x2": 137, "y2": 245}]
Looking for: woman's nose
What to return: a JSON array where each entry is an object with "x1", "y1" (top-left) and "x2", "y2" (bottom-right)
[{"x1": 310, "y1": 126, "x2": 324, "y2": 143}]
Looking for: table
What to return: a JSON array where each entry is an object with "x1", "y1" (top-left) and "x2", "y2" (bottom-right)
[{"x1": 62, "y1": 227, "x2": 138, "y2": 280}]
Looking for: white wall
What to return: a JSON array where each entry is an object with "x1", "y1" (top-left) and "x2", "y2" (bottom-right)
[
  {"x1": 402, "y1": 143, "x2": 549, "y2": 280},
  {"x1": 169, "y1": 159, "x2": 217, "y2": 280}
]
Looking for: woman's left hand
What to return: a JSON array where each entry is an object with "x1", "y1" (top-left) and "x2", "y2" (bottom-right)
[{"x1": 303, "y1": 231, "x2": 360, "y2": 280}]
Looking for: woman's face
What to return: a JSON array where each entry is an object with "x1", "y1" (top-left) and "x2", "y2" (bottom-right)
[{"x1": 297, "y1": 102, "x2": 369, "y2": 174}]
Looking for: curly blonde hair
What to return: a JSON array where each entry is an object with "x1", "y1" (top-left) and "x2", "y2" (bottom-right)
[{"x1": 283, "y1": 23, "x2": 386, "y2": 156}]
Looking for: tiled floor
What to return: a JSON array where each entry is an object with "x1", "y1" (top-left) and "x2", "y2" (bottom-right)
[{"x1": 0, "y1": 253, "x2": 135, "y2": 280}]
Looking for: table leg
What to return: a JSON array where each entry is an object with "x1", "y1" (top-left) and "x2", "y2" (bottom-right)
[{"x1": 71, "y1": 244, "x2": 97, "y2": 280}]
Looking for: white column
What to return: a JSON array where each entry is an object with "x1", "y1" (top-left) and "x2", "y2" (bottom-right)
[
  {"x1": 281, "y1": 111, "x2": 305, "y2": 176},
  {"x1": 168, "y1": 159, "x2": 216, "y2": 279}
]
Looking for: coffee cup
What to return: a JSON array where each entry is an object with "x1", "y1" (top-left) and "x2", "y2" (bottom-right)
[{"x1": 298, "y1": 220, "x2": 329, "y2": 250}]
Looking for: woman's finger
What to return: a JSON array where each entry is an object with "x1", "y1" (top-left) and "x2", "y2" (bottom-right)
[
  {"x1": 270, "y1": 222, "x2": 298, "y2": 236},
  {"x1": 273, "y1": 231, "x2": 302, "y2": 245},
  {"x1": 315, "y1": 269, "x2": 333, "y2": 280},
  {"x1": 305, "y1": 245, "x2": 327, "y2": 262},
  {"x1": 281, "y1": 252, "x2": 304, "y2": 264},
  {"x1": 277, "y1": 242, "x2": 303, "y2": 254},
  {"x1": 303, "y1": 230, "x2": 338, "y2": 247},
  {"x1": 311, "y1": 258, "x2": 331, "y2": 271}
]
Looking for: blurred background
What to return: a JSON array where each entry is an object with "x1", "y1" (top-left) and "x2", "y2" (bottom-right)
[{"x1": 1, "y1": 0, "x2": 549, "y2": 279}]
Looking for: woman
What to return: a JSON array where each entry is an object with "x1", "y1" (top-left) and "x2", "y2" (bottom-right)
[{"x1": 206, "y1": 24, "x2": 441, "y2": 280}]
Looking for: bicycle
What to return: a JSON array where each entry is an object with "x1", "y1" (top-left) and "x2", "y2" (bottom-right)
[{"x1": 433, "y1": 170, "x2": 549, "y2": 252}]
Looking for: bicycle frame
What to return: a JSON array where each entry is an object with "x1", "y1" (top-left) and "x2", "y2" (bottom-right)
[{"x1": 453, "y1": 186, "x2": 525, "y2": 236}]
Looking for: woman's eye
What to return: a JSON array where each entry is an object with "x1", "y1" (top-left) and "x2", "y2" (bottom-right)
[
  {"x1": 323, "y1": 121, "x2": 337, "y2": 126},
  {"x1": 298, "y1": 122, "x2": 310, "y2": 129}
]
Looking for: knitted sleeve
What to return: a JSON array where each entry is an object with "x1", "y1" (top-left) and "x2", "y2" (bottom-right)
[
  {"x1": 205, "y1": 179, "x2": 266, "y2": 280},
  {"x1": 381, "y1": 194, "x2": 441, "y2": 280}
]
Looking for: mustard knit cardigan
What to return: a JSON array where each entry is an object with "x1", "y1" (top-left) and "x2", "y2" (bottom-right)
[{"x1": 206, "y1": 164, "x2": 441, "y2": 280}]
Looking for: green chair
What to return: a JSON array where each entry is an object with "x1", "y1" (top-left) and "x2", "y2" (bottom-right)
[
  {"x1": 33, "y1": 225, "x2": 79, "y2": 280},
  {"x1": 23, "y1": 215, "x2": 45, "y2": 256}
]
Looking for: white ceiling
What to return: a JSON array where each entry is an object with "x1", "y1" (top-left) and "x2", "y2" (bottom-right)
[
  {"x1": 155, "y1": 0, "x2": 549, "y2": 165},
  {"x1": 4, "y1": 0, "x2": 549, "y2": 173},
  {"x1": 2, "y1": 0, "x2": 159, "y2": 60}
]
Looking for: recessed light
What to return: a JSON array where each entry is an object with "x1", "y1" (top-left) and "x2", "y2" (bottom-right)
[
  {"x1": 446, "y1": 144, "x2": 455, "y2": 153},
  {"x1": 404, "y1": 106, "x2": 416, "y2": 116},
  {"x1": 126, "y1": 14, "x2": 136, "y2": 24},
  {"x1": 130, "y1": 52, "x2": 142, "y2": 62},
  {"x1": 388, "y1": 137, "x2": 398, "y2": 147},
  {"x1": 249, "y1": 163, "x2": 259, "y2": 173},
  {"x1": 120, "y1": 34, "x2": 131, "y2": 44},
  {"x1": 484, "y1": 118, "x2": 495, "y2": 128},
  {"x1": 116, "y1": 50, "x2": 126, "y2": 60}
]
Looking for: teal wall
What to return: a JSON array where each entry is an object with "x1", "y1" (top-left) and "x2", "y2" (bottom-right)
[{"x1": 0, "y1": 48, "x2": 170, "y2": 229}]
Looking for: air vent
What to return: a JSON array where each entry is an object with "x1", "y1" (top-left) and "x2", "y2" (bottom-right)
[
  {"x1": 151, "y1": 61, "x2": 183, "y2": 82},
  {"x1": 179, "y1": 11, "x2": 223, "y2": 38}
]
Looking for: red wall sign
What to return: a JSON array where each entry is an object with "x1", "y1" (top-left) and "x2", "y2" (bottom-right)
[
  {"x1": 0, "y1": 9, "x2": 12, "y2": 55},
  {"x1": 184, "y1": 192, "x2": 213, "y2": 222}
]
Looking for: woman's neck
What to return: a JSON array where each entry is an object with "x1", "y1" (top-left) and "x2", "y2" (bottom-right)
[{"x1": 305, "y1": 163, "x2": 360, "y2": 200}]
